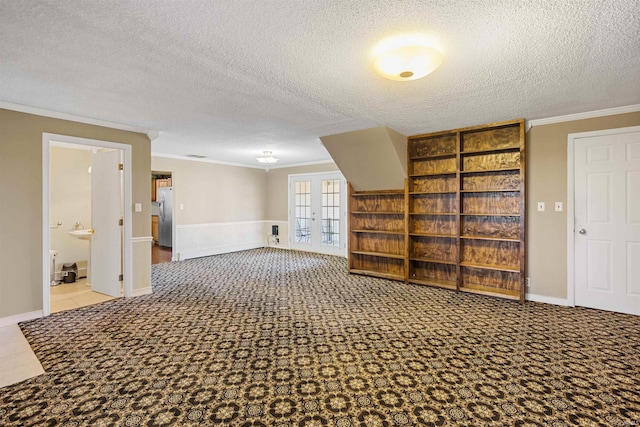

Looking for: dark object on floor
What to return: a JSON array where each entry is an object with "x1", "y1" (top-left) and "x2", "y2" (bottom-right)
[{"x1": 61, "y1": 262, "x2": 77, "y2": 283}]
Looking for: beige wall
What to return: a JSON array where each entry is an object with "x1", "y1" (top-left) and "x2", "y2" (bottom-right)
[
  {"x1": 526, "y1": 111, "x2": 640, "y2": 299},
  {"x1": 151, "y1": 156, "x2": 268, "y2": 224},
  {"x1": 321, "y1": 127, "x2": 406, "y2": 191},
  {"x1": 0, "y1": 109, "x2": 151, "y2": 318},
  {"x1": 50, "y1": 147, "x2": 92, "y2": 268},
  {"x1": 266, "y1": 162, "x2": 340, "y2": 220}
]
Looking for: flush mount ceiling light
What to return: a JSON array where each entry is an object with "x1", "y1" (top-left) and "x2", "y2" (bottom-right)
[
  {"x1": 256, "y1": 150, "x2": 279, "y2": 164},
  {"x1": 372, "y1": 34, "x2": 443, "y2": 81}
]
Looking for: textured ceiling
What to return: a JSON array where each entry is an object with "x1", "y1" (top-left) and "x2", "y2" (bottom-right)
[{"x1": 1, "y1": 0, "x2": 639, "y2": 168}]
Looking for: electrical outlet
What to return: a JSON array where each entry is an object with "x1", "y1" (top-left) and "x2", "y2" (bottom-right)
[
  {"x1": 537, "y1": 202, "x2": 545, "y2": 212},
  {"x1": 555, "y1": 202, "x2": 563, "y2": 212},
  {"x1": 525, "y1": 277, "x2": 531, "y2": 288},
  {"x1": 276, "y1": 237, "x2": 279, "y2": 244}
]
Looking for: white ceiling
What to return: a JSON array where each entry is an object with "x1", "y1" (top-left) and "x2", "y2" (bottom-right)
[{"x1": 1, "y1": 1, "x2": 639, "y2": 168}]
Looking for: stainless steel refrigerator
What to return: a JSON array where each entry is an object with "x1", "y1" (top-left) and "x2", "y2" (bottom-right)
[{"x1": 157, "y1": 187, "x2": 173, "y2": 247}]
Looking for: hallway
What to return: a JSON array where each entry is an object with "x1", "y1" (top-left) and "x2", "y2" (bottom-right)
[{"x1": 152, "y1": 245, "x2": 171, "y2": 264}]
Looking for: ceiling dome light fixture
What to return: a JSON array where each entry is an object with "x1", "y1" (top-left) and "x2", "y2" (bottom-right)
[
  {"x1": 372, "y1": 33, "x2": 443, "y2": 81},
  {"x1": 256, "y1": 150, "x2": 279, "y2": 164}
]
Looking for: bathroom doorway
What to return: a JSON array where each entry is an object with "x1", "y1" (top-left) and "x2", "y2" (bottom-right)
[
  {"x1": 151, "y1": 171, "x2": 173, "y2": 264},
  {"x1": 42, "y1": 133, "x2": 133, "y2": 316}
]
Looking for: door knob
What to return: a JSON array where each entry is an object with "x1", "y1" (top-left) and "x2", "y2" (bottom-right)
[{"x1": 578, "y1": 228, "x2": 587, "y2": 235}]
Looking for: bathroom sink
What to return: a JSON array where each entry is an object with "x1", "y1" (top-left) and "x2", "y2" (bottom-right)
[{"x1": 68, "y1": 229, "x2": 93, "y2": 240}]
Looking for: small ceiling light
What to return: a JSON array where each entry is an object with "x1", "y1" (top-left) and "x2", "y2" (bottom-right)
[
  {"x1": 372, "y1": 33, "x2": 443, "y2": 81},
  {"x1": 256, "y1": 150, "x2": 279, "y2": 164}
]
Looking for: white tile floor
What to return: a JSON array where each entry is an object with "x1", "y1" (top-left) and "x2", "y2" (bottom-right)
[
  {"x1": 0, "y1": 279, "x2": 119, "y2": 388},
  {"x1": 50, "y1": 278, "x2": 117, "y2": 313},
  {"x1": 0, "y1": 324, "x2": 44, "y2": 388}
]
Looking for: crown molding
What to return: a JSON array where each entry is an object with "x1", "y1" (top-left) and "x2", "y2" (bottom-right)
[
  {"x1": 525, "y1": 104, "x2": 640, "y2": 132},
  {"x1": 0, "y1": 100, "x2": 158, "y2": 139},
  {"x1": 265, "y1": 159, "x2": 336, "y2": 170},
  {"x1": 152, "y1": 152, "x2": 267, "y2": 169},
  {"x1": 152, "y1": 152, "x2": 335, "y2": 170}
]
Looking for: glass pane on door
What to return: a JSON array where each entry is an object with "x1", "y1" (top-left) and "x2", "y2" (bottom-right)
[
  {"x1": 294, "y1": 181, "x2": 311, "y2": 243},
  {"x1": 321, "y1": 179, "x2": 340, "y2": 247}
]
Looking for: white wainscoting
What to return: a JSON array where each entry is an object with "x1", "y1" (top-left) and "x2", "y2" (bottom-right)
[{"x1": 175, "y1": 220, "x2": 288, "y2": 260}]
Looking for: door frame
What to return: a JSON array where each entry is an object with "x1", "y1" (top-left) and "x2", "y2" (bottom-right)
[
  {"x1": 566, "y1": 125, "x2": 640, "y2": 307},
  {"x1": 42, "y1": 133, "x2": 133, "y2": 316},
  {"x1": 288, "y1": 171, "x2": 348, "y2": 257}
]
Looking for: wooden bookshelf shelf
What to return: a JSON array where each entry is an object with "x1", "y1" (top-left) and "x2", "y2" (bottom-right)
[
  {"x1": 460, "y1": 146, "x2": 520, "y2": 155},
  {"x1": 460, "y1": 167, "x2": 520, "y2": 174},
  {"x1": 460, "y1": 235, "x2": 519, "y2": 242},
  {"x1": 460, "y1": 189, "x2": 518, "y2": 193},
  {"x1": 461, "y1": 284, "x2": 520, "y2": 300},
  {"x1": 351, "y1": 229, "x2": 404, "y2": 235},
  {"x1": 410, "y1": 257, "x2": 457, "y2": 265},
  {"x1": 409, "y1": 233, "x2": 456, "y2": 238},
  {"x1": 408, "y1": 119, "x2": 525, "y2": 302},
  {"x1": 350, "y1": 191, "x2": 405, "y2": 196},
  {"x1": 460, "y1": 213, "x2": 520, "y2": 217},
  {"x1": 351, "y1": 250, "x2": 405, "y2": 260},
  {"x1": 348, "y1": 183, "x2": 407, "y2": 280},
  {"x1": 350, "y1": 269, "x2": 405, "y2": 281},
  {"x1": 409, "y1": 191, "x2": 457, "y2": 195},
  {"x1": 409, "y1": 153, "x2": 457, "y2": 160},
  {"x1": 351, "y1": 211, "x2": 404, "y2": 215},
  {"x1": 409, "y1": 212, "x2": 457, "y2": 216},
  {"x1": 459, "y1": 262, "x2": 519, "y2": 272},
  {"x1": 347, "y1": 119, "x2": 525, "y2": 303},
  {"x1": 409, "y1": 278, "x2": 457, "y2": 290},
  {"x1": 410, "y1": 171, "x2": 457, "y2": 177}
]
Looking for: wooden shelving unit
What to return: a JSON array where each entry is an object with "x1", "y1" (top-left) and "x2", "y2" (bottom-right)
[
  {"x1": 348, "y1": 183, "x2": 407, "y2": 281},
  {"x1": 346, "y1": 119, "x2": 525, "y2": 303},
  {"x1": 407, "y1": 119, "x2": 526, "y2": 302},
  {"x1": 407, "y1": 131, "x2": 460, "y2": 293}
]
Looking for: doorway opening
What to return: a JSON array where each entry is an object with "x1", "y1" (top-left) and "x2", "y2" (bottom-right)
[
  {"x1": 151, "y1": 171, "x2": 173, "y2": 264},
  {"x1": 42, "y1": 133, "x2": 133, "y2": 317}
]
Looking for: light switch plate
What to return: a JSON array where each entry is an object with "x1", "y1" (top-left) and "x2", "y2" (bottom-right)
[
  {"x1": 134, "y1": 203, "x2": 142, "y2": 212},
  {"x1": 555, "y1": 202, "x2": 563, "y2": 212},
  {"x1": 179, "y1": 203, "x2": 184, "y2": 210},
  {"x1": 537, "y1": 202, "x2": 545, "y2": 212}
]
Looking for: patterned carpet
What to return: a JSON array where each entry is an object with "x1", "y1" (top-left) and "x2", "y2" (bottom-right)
[{"x1": 1, "y1": 248, "x2": 639, "y2": 426}]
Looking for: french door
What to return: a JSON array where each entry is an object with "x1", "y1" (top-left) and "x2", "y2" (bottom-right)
[{"x1": 289, "y1": 172, "x2": 347, "y2": 256}]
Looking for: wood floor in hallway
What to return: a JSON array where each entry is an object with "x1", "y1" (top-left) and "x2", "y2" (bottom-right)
[{"x1": 152, "y1": 244, "x2": 172, "y2": 264}]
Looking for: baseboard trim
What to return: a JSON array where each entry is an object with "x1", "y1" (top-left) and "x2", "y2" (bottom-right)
[
  {"x1": 132, "y1": 236, "x2": 154, "y2": 243},
  {"x1": 179, "y1": 242, "x2": 265, "y2": 260},
  {"x1": 266, "y1": 243, "x2": 290, "y2": 250},
  {"x1": 526, "y1": 293, "x2": 571, "y2": 307},
  {"x1": 130, "y1": 287, "x2": 153, "y2": 297},
  {"x1": 0, "y1": 310, "x2": 44, "y2": 327}
]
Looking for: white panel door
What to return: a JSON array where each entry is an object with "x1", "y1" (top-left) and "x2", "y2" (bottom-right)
[
  {"x1": 91, "y1": 149, "x2": 122, "y2": 297},
  {"x1": 574, "y1": 128, "x2": 640, "y2": 315},
  {"x1": 289, "y1": 172, "x2": 346, "y2": 257}
]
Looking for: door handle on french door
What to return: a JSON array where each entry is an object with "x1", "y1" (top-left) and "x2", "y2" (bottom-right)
[{"x1": 578, "y1": 228, "x2": 587, "y2": 235}]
